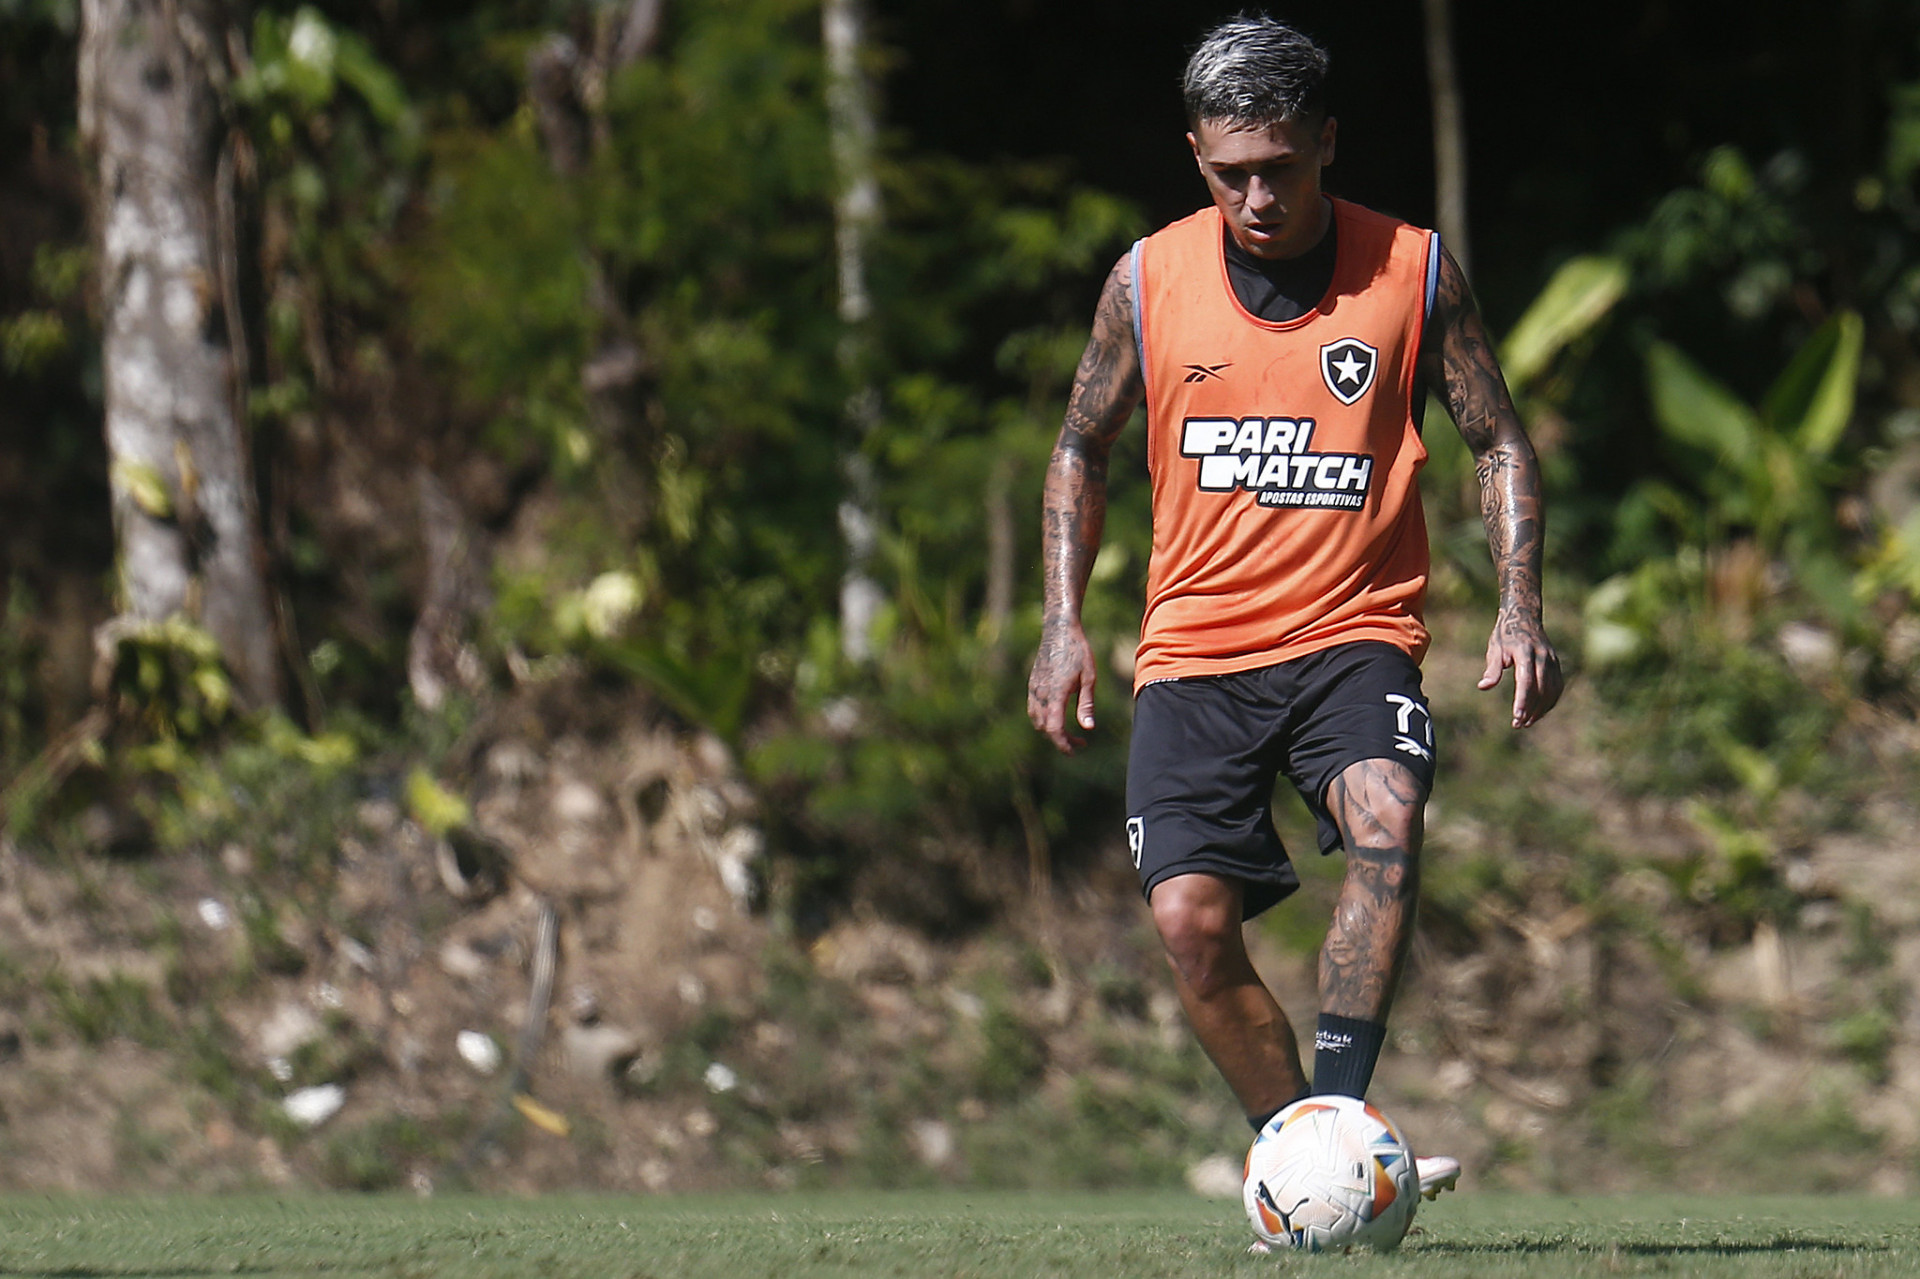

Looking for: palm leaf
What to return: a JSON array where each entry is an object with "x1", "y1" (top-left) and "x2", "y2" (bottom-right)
[
  {"x1": 1500, "y1": 255, "x2": 1628, "y2": 392},
  {"x1": 1762, "y1": 310, "x2": 1863, "y2": 458},
  {"x1": 1645, "y1": 341, "x2": 1763, "y2": 473}
]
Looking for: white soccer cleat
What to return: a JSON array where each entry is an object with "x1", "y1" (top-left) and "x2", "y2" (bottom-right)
[{"x1": 1415, "y1": 1154, "x2": 1461, "y2": 1200}]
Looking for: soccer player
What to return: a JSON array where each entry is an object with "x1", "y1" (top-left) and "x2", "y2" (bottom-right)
[{"x1": 1026, "y1": 15, "x2": 1562, "y2": 1199}]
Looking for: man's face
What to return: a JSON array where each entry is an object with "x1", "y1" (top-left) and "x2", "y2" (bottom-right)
[{"x1": 1188, "y1": 114, "x2": 1337, "y2": 261}]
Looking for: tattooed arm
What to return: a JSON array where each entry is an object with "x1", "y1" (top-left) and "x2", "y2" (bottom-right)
[
  {"x1": 1028, "y1": 253, "x2": 1144, "y2": 754},
  {"x1": 1418, "y1": 245, "x2": 1564, "y2": 728}
]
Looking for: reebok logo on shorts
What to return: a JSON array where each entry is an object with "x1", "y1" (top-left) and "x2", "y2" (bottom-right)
[{"x1": 1126, "y1": 817, "x2": 1145, "y2": 869}]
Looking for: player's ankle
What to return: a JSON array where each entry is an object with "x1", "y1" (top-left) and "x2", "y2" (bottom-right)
[
  {"x1": 1246, "y1": 1087, "x2": 1310, "y2": 1131},
  {"x1": 1310, "y1": 1013, "x2": 1386, "y2": 1098}
]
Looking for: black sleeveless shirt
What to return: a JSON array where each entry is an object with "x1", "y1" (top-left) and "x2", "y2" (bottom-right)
[
  {"x1": 1222, "y1": 212, "x2": 1428, "y2": 429},
  {"x1": 1223, "y1": 217, "x2": 1338, "y2": 323}
]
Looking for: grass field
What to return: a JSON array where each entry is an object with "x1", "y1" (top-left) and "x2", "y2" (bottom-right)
[{"x1": 1, "y1": 1191, "x2": 1916, "y2": 1278}]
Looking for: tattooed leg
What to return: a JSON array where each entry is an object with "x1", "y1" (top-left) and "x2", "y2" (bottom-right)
[
  {"x1": 1320, "y1": 759, "x2": 1426, "y2": 1022},
  {"x1": 1150, "y1": 872, "x2": 1308, "y2": 1116}
]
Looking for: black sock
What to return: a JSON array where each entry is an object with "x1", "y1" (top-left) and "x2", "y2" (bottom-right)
[
  {"x1": 1311, "y1": 1013, "x2": 1387, "y2": 1098},
  {"x1": 1247, "y1": 1085, "x2": 1310, "y2": 1132}
]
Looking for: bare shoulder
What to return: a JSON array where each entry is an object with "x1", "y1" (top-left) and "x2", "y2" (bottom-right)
[
  {"x1": 1425, "y1": 240, "x2": 1474, "y2": 334},
  {"x1": 1062, "y1": 249, "x2": 1144, "y2": 445},
  {"x1": 1421, "y1": 242, "x2": 1524, "y2": 449},
  {"x1": 1092, "y1": 249, "x2": 1137, "y2": 341}
]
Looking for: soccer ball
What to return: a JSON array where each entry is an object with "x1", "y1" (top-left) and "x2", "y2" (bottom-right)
[{"x1": 1242, "y1": 1095, "x2": 1420, "y2": 1253}]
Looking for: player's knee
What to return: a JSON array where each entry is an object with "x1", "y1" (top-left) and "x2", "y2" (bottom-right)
[
  {"x1": 1329, "y1": 759, "x2": 1428, "y2": 853},
  {"x1": 1149, "y1": 875, "x2": 1244, "y2": 994}
]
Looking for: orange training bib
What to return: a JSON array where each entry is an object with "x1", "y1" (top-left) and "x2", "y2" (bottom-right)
[{"x1": 1131, "y1": 198, "x2": 1436, "y2": 689}]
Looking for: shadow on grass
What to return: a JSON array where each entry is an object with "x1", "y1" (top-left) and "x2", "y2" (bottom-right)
[
  {"x1": 1416, "y1": 1237, "x2": 1885, "y2": 1257},
  {"x1": 0, "y1": 1269, "x2": 277, "y2": 1278}
]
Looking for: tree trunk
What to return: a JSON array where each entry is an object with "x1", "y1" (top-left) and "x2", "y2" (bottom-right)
[
  {"x1": 406, "y1": 465, "x2": 486, "y2": 712},
  {"x1": 1422, "y1": 0, "x2": 1471, "y2": 281},
  {"x1": 824, "y1": 0, "x2": 885, "y2": 664},
  {"x1": 80, "y1": 0, "x2": 281, "y2": 710},
  {"x1": 982, "y1": 452, "x2": 1014, "y2": 662},
  {"x1": 525, "y1": 7, "x2": 651, "y2": 480}
]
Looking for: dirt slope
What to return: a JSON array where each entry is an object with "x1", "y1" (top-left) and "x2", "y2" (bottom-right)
[{"x1": 1, "y1": 658, "x2": 1915, "y2": 1196}]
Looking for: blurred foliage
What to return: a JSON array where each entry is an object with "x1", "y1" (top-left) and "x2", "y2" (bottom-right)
[
  {"x1": 130, "y1": 712, "x2": 360, "y2": 863},
  {"x1": 1557, "y1": 134, "x2": 1918, "y2": 581},
  {"x1": 98, "y1": 618, "x2": 237, "y2": 740},
  {"x1": 5, "y1": 0, "x2": 1920, "y2": 1203},
  {"x1": 0, "y1": 0, "x2": 1918, "y2": 944},
  {"x1": 0, "y1": 576, "x2": 38, "y2": 777},
  {"x1": 405, "y1": 766, "x2": 471, "y2": 836},
  {"x1": 230, "y1": 4, "x2": 425, "y2": 438},
  {"x1": 0, "y1": 0, "x2": 105, "y2": 681},
  {"x1": 396, "y1": 0, "x2": 1144, "y2": 907},
  {"x1": 1640, "y1": 310, "x2": 1862, "y2": 562},
  {"x1": 0, "y1": 0, "x2": 1143, "y2": 912},
  {"x1": 318, "y1": 1114, "x2": 449, "y2": 1192},
  {"x1": 1439, "y1": 46, "x2": 1920, "y2": 843}
]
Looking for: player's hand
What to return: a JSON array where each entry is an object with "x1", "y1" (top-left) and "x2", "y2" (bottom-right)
[
  {"x1": 1478, "y1": 608, "x2": 1563, "y2": 728},
  {"x1": 1028, "y1": 619, "x2": 1099, "y2": 754}
]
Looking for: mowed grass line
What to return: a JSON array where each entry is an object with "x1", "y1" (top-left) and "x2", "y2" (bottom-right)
[{"x1": 0, "y1": 1192, "x2": 1915, "y2": 1278}]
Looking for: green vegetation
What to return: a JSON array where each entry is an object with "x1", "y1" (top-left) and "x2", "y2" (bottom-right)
[
  {"x1": 2, "y1": 0, "x2": 1916, "y2": 907},
  {"x1": 3, "y1": 0, "x2": 1920, "y2": 1203},
  {"x1": 0, "y1": 1193, "x2": 1917, "y2": 1279}
]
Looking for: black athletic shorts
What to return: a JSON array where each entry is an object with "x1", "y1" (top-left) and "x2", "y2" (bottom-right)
[{"x1": 1125, "y1": 640, "x2": 1437, "y2": 920}]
